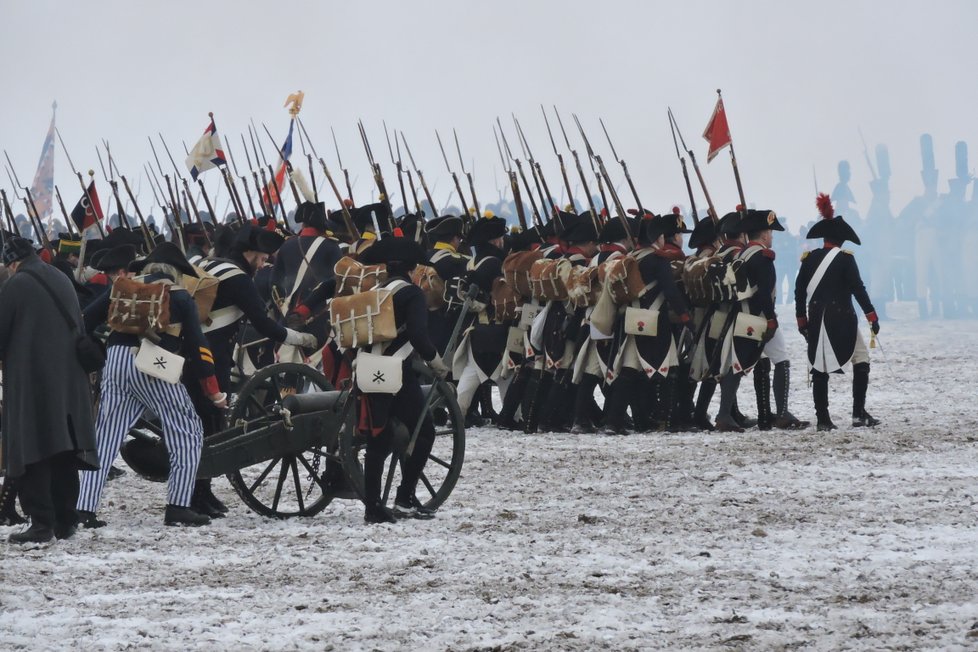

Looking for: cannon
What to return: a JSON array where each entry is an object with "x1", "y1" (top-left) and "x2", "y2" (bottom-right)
[{"x1": 121, "y1": 360, "x2": 466, "y2": 518}]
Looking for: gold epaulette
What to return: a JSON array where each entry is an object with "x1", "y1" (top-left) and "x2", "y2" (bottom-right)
[
  {"x1": 800, "y1": 251, "x2": 810, "y2": 261},
  {"x1": 843, "y1": 249, "x2": 854, "y2": 255}
]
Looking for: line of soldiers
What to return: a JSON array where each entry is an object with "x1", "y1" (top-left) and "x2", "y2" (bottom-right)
[{"x1": 1, "y1": 188, "x2": 882, "y2": 531}]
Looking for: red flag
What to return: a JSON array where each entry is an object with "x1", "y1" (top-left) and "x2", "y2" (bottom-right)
[
  {"x1": 702, "y1": 97, "x2": 732, "y2": 163},
  {"x1": 70, "y1": 182, "x2": 104, "y2": 231}
]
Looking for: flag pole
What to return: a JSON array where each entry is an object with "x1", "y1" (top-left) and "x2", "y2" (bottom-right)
[{"x1": 718, "y1": 89, "x2": 748, "y2": 212}]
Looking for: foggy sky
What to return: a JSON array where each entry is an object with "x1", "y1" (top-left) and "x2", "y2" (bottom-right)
[{"x1": 1, "y1": 0, "x2": 974, "y2": 233}]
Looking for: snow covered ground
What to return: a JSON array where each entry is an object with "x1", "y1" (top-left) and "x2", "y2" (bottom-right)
[{"x1": 3, "y1": 317, "x2": 978, "y2": 650}]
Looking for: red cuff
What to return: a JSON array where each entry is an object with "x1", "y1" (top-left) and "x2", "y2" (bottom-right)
[
  {"x1": 679, "y1": 313, "x2": 691, "y2": 324},
  {"x1": 865, "y1": 311, "x2": 878, "y2": 323},
  {"x1": 293, "y1": 304, "x2": 311, "y2": 319},
  {"x1": 200, "y1": 376, "x2": 220, "y2": 396},
  {"x1": 767, "y1": 318, "x2": 779, "y2": 331},
  {"x1": 797, "y1": 317, "x2": 808, "y2": 329}
]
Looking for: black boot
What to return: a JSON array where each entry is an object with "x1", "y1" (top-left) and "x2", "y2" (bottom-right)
[
  {"x1": 164, "y1": 504, "x2": 210, "y2": 527},
  {"x1": 753, "y1": 359, "x2": 773, "y2": 431},
  {"x1": 773, "y1": 361, "x2": 809, "y2": 429},
  {"x1": 497, "y1": 367, "x2": 529, "y2": 430},
  {"x1": 478, "y1": 381, "x2": 498, "y2": 425},
  {"x1": 393, "y1": 490, "x2": 435, "y2": 520},
  {"x1": 523, "y1": 371, "x2": 553, "y2": 434},
  {"x1": 629, "y1": 373, "x2": 656, "y2": 432},
  {"x1": 851, "y1": 362, "x2": 880, "y2": 427},
  {"x1": 602, "y1": 371, "x2": 636, "y2": 435},
  {"x1": 732, "y1": 397, "x2": 757, "y2": 429},
  {"x1": 8, "y1": 523, "x2": 54, "y2": 544},
  {"x1": 693, "y1": 379, "x2": 717, "y2": 431},
  {"x1": 660, "y1": 376, "x2": 681, "y2": 433},
  {"x1": 79, "y1": 510, "x2": 107, "y2": 529},
  {"x1": 364, "y1": 501, "x2": 398, "y2": 524},
  {"x1": 571, "y1": 375, "x2": 600, "y2": 434},
  {"x1": 191, "y1": 479, "x2": 228, "y2": 518},
  {"x1": 0, "y1": 478, "x2": 26, "y2": 526},
  {"x1": 812, "y1": 371, "x2": 835, "y2": 431}
]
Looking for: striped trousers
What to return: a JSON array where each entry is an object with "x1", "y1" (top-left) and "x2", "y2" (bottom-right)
[{"x1": 77, "y1": 345, "x2": 204, "y2": 512}]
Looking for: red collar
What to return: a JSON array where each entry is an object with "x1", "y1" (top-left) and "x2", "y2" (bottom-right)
[
  {"x1": 599, "y1": 243, "x2": 627, "y2": 254},
  {"x1": 746, "y1": 240, "x2": 768, "y2": 250},
  {"x1": 564, "y1": 245, "x2": 590, "y2": 257},
  {"x1": 299, "y1": 227, "x2": 321, "y2": 237},
  {"x1": 89, "y1": 273, "x2": 109, "y2": 285},
  {"x1": 823, "y1": 242, "x2": 840, "y2": 249}
]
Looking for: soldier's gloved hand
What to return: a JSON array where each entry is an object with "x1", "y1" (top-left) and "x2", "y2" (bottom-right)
[
  {"x1": 468, "y1": 299, "x2": 487, "y2": 314},
  {"x1": 284, "y1": 328, "x2": 319, "y2": 350},
  {"x1": 428, "y1": 354, "x2": 450, "y2": 379},
  {"x1": 761, "y1": 318, "x2": 778, "y2": 344},
  {"x1": 797, "y1": 316, "x2": 809, "y2": 340},
  {"x1": 209, "y1": 392, "x2": 228, "y2": 409},
  {"x1": 866, "y1": 312, "x2": 881, "y2": 335}
]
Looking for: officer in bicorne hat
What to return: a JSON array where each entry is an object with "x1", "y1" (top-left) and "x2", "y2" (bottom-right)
[{"x1": 795, "y1": 194, "x2": 880, "y2": 430}]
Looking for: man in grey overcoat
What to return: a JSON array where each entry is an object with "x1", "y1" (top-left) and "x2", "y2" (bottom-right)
[{"x1": 0, "y1": 237, "x2": 98, "y2": 543}]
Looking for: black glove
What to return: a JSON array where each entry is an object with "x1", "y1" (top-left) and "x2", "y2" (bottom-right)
[{"x1": 870, "y1": 320, "x2": 880, "y2": 335}]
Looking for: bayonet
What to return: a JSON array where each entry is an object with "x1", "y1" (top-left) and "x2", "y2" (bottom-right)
[
  {"x1": 670, "y1": 109, "x2": 717, "y2": 223},
  {"x1": 400, "y1": 131, "x2": 437, "y2": 219},
  {"x1": 293, "y1": 116, "x2": 359, "y2": 239},
  {"x1": 454, "y1": 129, "x2": 480, "y2": 218},
  {"x1": 667, "y1": 109, "x2": 699, "y2": 224},
  {"x1": 436, "y1": 129, "x2": 470, "y2": 217},
  {"x1": 599, "y1": 117, "x2": 643, "y2": 213}
]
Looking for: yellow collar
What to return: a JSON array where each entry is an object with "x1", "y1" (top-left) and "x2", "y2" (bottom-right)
[{"x1": 433, "y1": 242, "x2": 456, "y2": 252}]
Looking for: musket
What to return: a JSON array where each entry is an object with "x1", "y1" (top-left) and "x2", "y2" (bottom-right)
[
  {"x1": 149, "y1": 136, "x2": 186, "y2": 244},
  {"x1": 222, "y1": 137, "x2": 254, "y2": 221},
  {"x1": 667, "y1": 109, "x2": 699, "y2": 224},
  {"x1": 514, "y1": 114, "x2": 560, "y2": 229},
  {"x1": 358, "y1": 120, "x2": 396, "y2": 232},
  {"x1": 395, "y1": 135, "x2": 422, "y2": 216},
  {"x1": 494, "y1": 124, "x2": 528, "y2": 231},
  {"x1": 858, "y1": 127, "x2": 878, "y2": 181},
  {"x1": 251, "y1": 123, "x2": 289, "y2": 225},
  {"x1": 599, "y1": 118, "x2": 644, "y2": 214},
  {"x1": 813, "y1": 165, "x2": 819, "y2": 195},
  {"x1": 56, "y1": 128, "x2": 107, "y2": 237},
  {"x1": 203, "y1": 113, "x2": 247, "y2": 224},
  {"x1": 454, "y1": 128, "x2": 481, "y2": 219},
  {"x1": 159, "y1": 134, "x2": 211, "y2": 247},
  {"x1": 436, "y1": 129, "x2": 471, "y2": 217},
  {"x1": 103, "y1": 139, "x2": 154, "y2": 250},
  {"x1": 554, "y1": 106, "x2": 599, "y2": 231},
  {"x1": 0, "y1": 188, "x2": 18, "y2": 234},
  {"x1": 294, "y1": 117, "x2": 359, "y2": 240},
  {"x1": 497, "y1": 117, "x2": 541, "y2": 227},
  {"x1": 383, "y1": 121, "x2": 410, "y2": 217},
  {"x1": 331, "y1": 126, "x2": 355, "y2": 205},
  {"x1": 143, "y1": 163, "x2": 179, "y2": 243},
  {"x1": 5, "y1": 152, "x2": 54, "y2": 254},
  {"x1": 96, "y1": 144, "x2": 134, "y2": 232},
  {"x1": 670, "y1": 109, "x2": 718, "y2": 223},
  {"x1": 400, "y1": 131, "x2": 438, "y2": 219},
  {"x1": 248, "y1": 125, "x2": 276, "y2": 215},
  {"x1": 239, "y1": 133, "x2": 266, "y2": 215},
  {"x1": 591, "y1": 152, "x2": 633, "y2": 241},
  {"x1": 306, "y1": 153, "x2": 318, "y2": 203},
  {"x1": 571, "y1": 114, "x2": 610, "y2": 221},
  {"x1": 540, "y1": 105, "x2": 576, "y2": 213},
  {"x1": 53, "y1": 186, "x2": 75, "y2": 239},
  {"x1": 261, "y1": 121, "x2": 303, "y2": 208}
]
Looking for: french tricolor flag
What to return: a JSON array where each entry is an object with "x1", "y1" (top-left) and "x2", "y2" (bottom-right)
[
  {"x1": 262, "y1": 119, "x2": 294, "y2": 207},
  {"x1": 186, "y1": 115, "x2": 227, "y2": 181}
]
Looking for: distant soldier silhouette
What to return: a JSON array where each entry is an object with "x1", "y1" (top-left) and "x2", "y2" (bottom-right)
[
  {"x1": 831, "y1": 161, "x2": 860, "y2": 223},
  {"x1": 896, "y1": 134, "x2": 941, "y2": 319},
  {"x1": 863, "y1": 144, "x2": 895, "y2": 319},
  {"x1": 935, "y1": 142, "x2": 974, "y2": 318}
]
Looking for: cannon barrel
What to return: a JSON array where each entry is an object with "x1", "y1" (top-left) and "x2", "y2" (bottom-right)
[{"x1": 281, "y1": 390, "x2": 346, "y2": 415}]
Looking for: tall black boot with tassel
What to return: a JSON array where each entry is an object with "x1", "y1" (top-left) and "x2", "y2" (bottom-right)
[
  {"x1": 812, "y1": 370, "x2": 835, "y2": 431},
  {"x1": 753, "y1": 358, "x2": 774, "y2": 431},
  {"x1": 851, "y1": 362, "x2": 880, "y2": 427}
]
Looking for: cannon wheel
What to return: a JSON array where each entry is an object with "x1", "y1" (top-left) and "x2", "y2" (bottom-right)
[
  {"x1": 339, "y1": 368, "x2": 465, "y2": 512},
  {"x1": 226, "y1": 363, "x2": 342, "y2": 518}
]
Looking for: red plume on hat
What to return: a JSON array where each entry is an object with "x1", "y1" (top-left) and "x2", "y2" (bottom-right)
[{"x1": 816, "y1": 193, "x2": 834, "y2": 220}]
